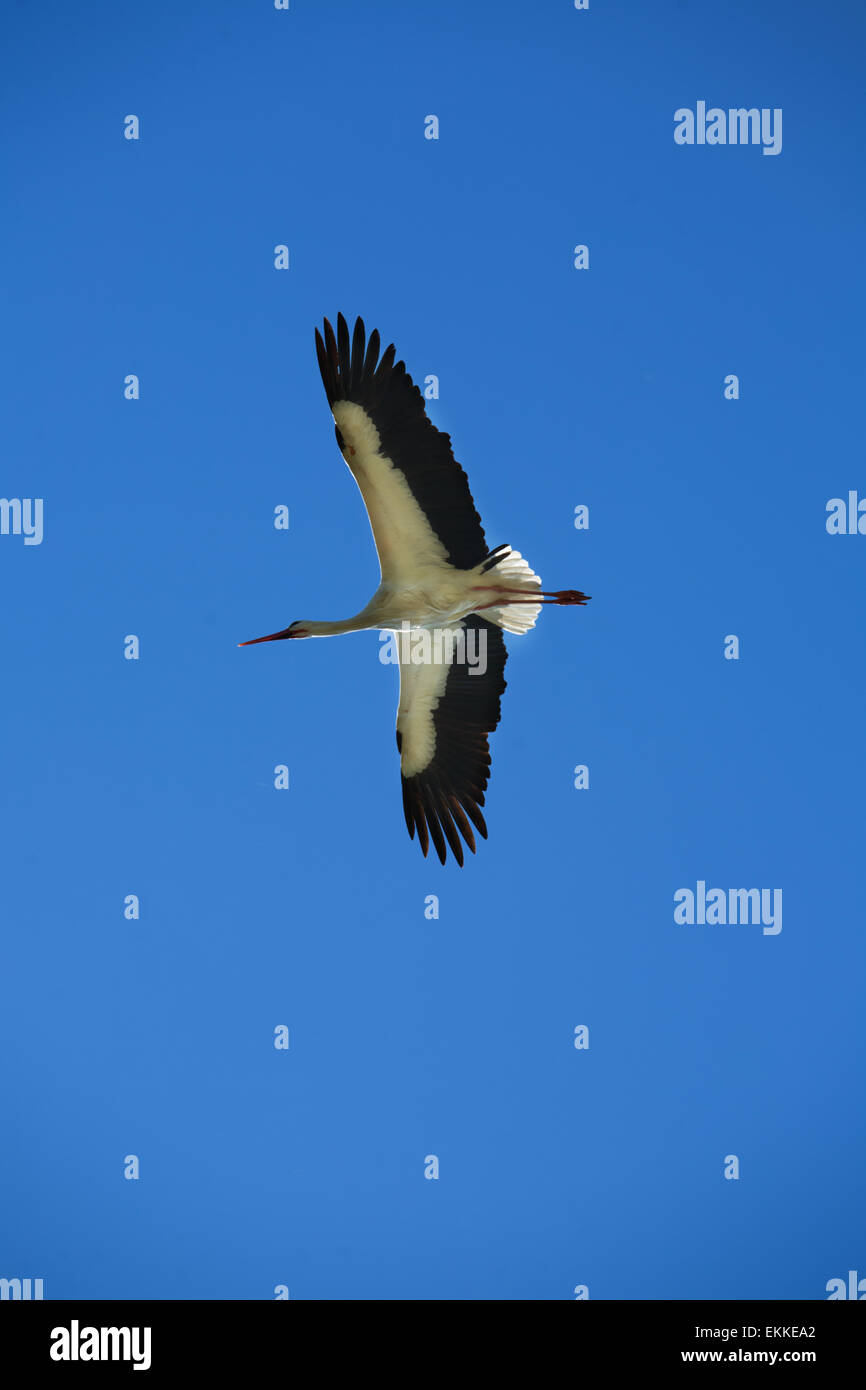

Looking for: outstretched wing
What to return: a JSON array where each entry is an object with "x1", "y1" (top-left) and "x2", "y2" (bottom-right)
[
  {"x1": 314, "y1": 314, "x2": 488, "y2": 578},
  {"x1": 395, "y1": 616, "x2": 508, "y2": 866}
]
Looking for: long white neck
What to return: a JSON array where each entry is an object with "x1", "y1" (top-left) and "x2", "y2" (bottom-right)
[{"x1": 303, "y1": 612, "x2": 375, "y2": 637}]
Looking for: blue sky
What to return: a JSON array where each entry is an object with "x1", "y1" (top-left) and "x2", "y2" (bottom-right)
[{"x1": 2, "y1": 0, "x2": 864, "y2": 1299}]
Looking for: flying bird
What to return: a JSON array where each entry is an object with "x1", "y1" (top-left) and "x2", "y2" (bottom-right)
[{"x1": 241, "y1": 315, "x2": 590, "y2": 865}]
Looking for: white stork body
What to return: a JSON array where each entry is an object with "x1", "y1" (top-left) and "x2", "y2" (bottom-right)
[
  {"x1": 295, "y1": 560, "x2": 543, "y2": 635},
  {"x1": 241, "y1": 315, "x2": 590, "y2": 865}
]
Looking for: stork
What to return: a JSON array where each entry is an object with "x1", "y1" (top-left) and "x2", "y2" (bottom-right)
[{"x1": 241, "y1": 315, "x2": 590, "y2": 865}]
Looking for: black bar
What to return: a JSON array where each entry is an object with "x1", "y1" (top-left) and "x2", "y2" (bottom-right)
[{"x1": 1, "y1": 1299, "x2": 861, "y2": 1375}]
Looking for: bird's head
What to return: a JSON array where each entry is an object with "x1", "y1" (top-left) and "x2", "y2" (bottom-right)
[{"x1": 239, "y1": 621, "x2": 311, "y2": 646}]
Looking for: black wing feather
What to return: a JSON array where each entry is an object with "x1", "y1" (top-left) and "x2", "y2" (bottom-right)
[
  {"x1": 316, "y1": 314, "x2": 488, "y2": 570},
  {"x1": 400, "y1": 616, "x2": 507, "y2": 866}
]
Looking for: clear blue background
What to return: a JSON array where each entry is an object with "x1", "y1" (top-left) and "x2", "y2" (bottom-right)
[{"x1": 2, "y1": 0, "x2": 864, "y2": 1300}]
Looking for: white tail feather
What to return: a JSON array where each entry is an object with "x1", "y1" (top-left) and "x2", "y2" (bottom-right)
[{"x1": 476, "y1": 548, "x2": 542, "y2": 634}]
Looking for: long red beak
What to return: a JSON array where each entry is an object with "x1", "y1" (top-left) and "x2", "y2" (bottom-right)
[{"x1": 238, "y1": 627, "x2": 294, "y2": 646}]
